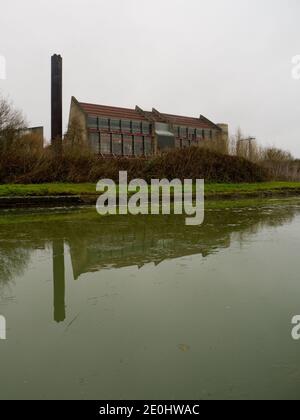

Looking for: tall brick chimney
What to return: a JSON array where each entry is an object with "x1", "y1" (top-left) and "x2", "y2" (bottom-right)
[{"x1": 51, "y1": 54, "x2": 63, "y2": 147}]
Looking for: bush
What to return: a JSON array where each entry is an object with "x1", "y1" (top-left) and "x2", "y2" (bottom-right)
[{"x1": 0, "y1": 146, "x2": 269, "y2": 184}]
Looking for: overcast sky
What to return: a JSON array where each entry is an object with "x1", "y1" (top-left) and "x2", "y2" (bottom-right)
[{"x1": 1, "y1": 0, "x2": 300, "y2": 156}]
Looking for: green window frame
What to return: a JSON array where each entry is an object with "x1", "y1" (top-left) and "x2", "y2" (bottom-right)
[
  {"x1": 112, "y1": 134, "x2": 122, "y2": 155},
  {"x1": 110, "y1": 119, "x2": 121, "y2": 132},
  {"x1": 87, "y1": 115, "x2": 98, "y2": 129},
  {"x1": 123, "y1": 135, "x2": 133, "y2": 156},
  {"x1": 133, "y1": 136, "x2": 143, "y2": 156},
  {"x1": 100, "y1": 133, "x2": 111, "y2": 154},
  {"x1": 121, "y1": 120, "x2": 131, "y2": 133},
  {"x1": 132, "y1": 121, "x2": 142, "y2": 134},
  {"x1": 98, "y1": 118, "x2": 109, "y2": 130},
  {"x1": 89, "y1": 132, "x2": 100, "y2": 153}
]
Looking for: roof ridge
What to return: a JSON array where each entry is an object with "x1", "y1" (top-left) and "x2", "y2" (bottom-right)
[
  {"x1": 75, "y1": 99, "x2": 221, "y2": 128},
  {"x1": 163, "y1": 112, "x2": 200, "y2": 120},
  {"x1": 78, "y1": 101, "x2": 138, "y2": 112}
]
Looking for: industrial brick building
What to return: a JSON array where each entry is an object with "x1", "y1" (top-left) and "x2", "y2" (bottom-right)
[{"x1": 68, "y1": 96, "x2": 228, "y2": 156}]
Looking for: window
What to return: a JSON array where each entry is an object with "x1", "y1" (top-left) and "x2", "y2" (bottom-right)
[
  {"x1": 210, "y1": 130, "x2": 213, "y2": 140},
  {"x1": 87, "y1": 116, "x2": 98, "y2": 129},
  {"x1": 112, "y1": 134, "x2": 122, "y2": 155},
  {"x1": 196, "y1": 129, "x2": 203, "y2": 139},
  {"x1": 121, "y1": 120, "x2": 131, "y2": 133},
  {"x1": 110, "y1": 119, "x2": 120, "y2": 132},
  {"x1": 132, "y1": 121, "x2": 142, "y2": 134},
  {"x1": 142, "y1": 122, "x2": 151, "y2": 135},
  {"x1": 100, "y1": 133, "x2": 111, "y2": 154},
  {"x1": 173, "y1": 126, "x2": 180, "y2": 137},
  {"x1": 89, "y1": 132, "x2": 100, "y2": 153},
  {"x1": 134, "y1": 136, "x2": 143, "y2": 156},
  {"x1": 202, "y1": 129, "x2": 205, "y2": 139},
  {"x1": 99, "y1": 118, "x2": 109, "y2": 130},
  {"x1": 180, "y1": 127, "x2": 188, "y2": 138},
  {"x1": 189, "y1": 128, "x2": 196, "y2": 139},
  {"x1": 144, "y1": 137, "x2": 152, "y2": 155},
  {"x1": 123, "y1": 135, "x2": 133, "y2": 156}
]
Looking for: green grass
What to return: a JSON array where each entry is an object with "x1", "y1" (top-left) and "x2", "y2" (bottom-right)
[
  {"x1": 1, "y1": 182, "x2": 300, "y2": 198},
  {"x1": 204, "y1": 182, "x2": 300, "y2": 196},
  {"x1": 1, "y1": 197, "x2": 299, "y2": 226},
  {"x1": 0, "y1": 183, "x2": 97, "y2": 197}
]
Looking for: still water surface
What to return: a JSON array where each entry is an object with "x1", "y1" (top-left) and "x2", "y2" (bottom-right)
[{"x1": 0, "y1": 199, "x2": 300, "y2": 400}]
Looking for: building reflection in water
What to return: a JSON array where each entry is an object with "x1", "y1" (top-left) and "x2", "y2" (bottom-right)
[
  {"x1": 52, "y1": 239, "x2": 66, "y2": 323},
  {"x1": 0, "y1": 203, "x2": 298, "y2": 323}
]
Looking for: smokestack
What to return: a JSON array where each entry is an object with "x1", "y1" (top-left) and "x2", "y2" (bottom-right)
[{"x1": 51, "y1": 54, "x2": 63, "y2": 147}]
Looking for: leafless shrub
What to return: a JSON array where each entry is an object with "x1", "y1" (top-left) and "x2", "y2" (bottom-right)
[{"x1": 0, "y1": 95, "x2": 27, "y2": 152}]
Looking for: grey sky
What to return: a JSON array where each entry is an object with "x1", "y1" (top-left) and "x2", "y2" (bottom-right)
[{"x1": 1, "y1": 0, "x2": 300, "y2": 156}]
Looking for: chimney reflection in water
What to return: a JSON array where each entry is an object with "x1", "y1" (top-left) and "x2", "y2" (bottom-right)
[{"x1": 52, "y1": 240, "x2": 66, "y2": 323}]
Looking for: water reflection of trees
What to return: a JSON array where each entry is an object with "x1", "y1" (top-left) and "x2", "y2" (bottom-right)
[{"x1": 0, "y1": 244, "x2": 32, "y2": 296}]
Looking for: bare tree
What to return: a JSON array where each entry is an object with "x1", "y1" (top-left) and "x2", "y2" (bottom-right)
[
  {"x1": 65, "y1": 116, "x2": 85, "y2": 147},
  {"x1": 0, "y1": 95, "x2": 27, "y2": 151},
  {"x1": 262, "y1": 147, "x2": 293, "y2": 162},
  {"x1": 230, "y1": 127, "x2": 243, "y2": 156}
]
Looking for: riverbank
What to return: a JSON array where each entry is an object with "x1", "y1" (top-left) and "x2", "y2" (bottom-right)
[{"x1": 1, "y1": 182, "x2": 300, "y2": 208}]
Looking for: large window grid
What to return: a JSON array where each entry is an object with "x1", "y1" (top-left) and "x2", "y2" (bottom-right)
[
  {"x1": 133, "y1": 136, "x2": 144, "y2": 156},
  {"x1": 132, "y1": 121, "x2": 142, "y2": 134},
  {"x1": 92, "y1": 132, "x2": 152, "y2": 156},
  {"x1": 98, "y1": 118, "x2": 109, "y2": 130},
  {"x1": 89, "y1": 115, "x2": 153, "y2": 136},
  {"x1": 173, "y1": 126, "x2": 180, "y2": 137},
  {"x1": 89, "y1": 132, "x2": 100, "y2": 153},
  {"x1": 180, "y1": 127, "x2": 188, "y2": 138},
  {"x1": 188, "y1": 128, "x2": 196, "y2": 140},
  {"x1": 142, "y1": 122, "x2": 151, "y2": 135},
  {"x1": 112, "y1": 134, "x2": 122, "y2": 155},
  {"x1": 196, "y1": 129, "x2": 203, "y2": 139},
  {"x1": 87, "y1": 116, "x2": 98, "y2": 129},
  {"x1": 100, "y1": 133, "x2": 111, "y2": 154},
  {"x1": 121, "y1": 120, "x2": 131, "y2": 133},
  {"x1": 123, "y1": 135, "x2": 133, "y2": 156},
  {"x1": 110, "y1": 119, "x2": 121, "y2": 132}
]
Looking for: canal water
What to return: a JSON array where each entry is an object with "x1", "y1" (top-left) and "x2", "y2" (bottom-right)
[{"x1": 0, "y1": 199, "x2": 300, "y2": 400}]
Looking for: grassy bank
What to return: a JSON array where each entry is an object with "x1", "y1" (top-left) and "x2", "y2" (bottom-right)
[
  {"x1": 1, "y1": 197, "x2": 300, "y2": 226},
  {"x1": 1, "y1": 182, "x2": 300, "y2": 199}
]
